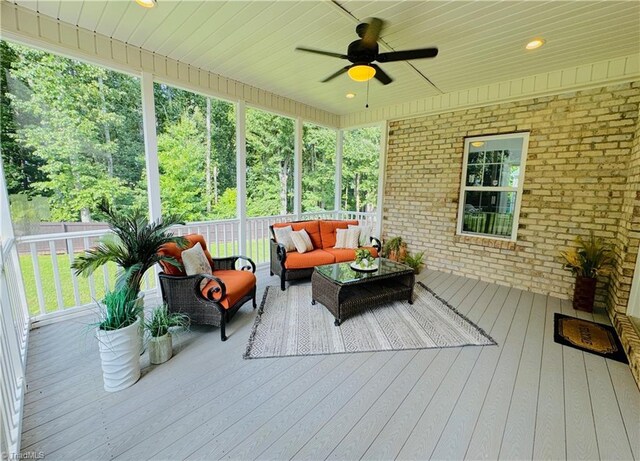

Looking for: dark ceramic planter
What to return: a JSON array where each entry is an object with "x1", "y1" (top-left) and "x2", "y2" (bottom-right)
[{"x1": 573, "y1": 276, "x2": 597, "y2": 312}]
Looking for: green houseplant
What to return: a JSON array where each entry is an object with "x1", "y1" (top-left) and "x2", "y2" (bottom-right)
[
  {"x1": 382, "y1": 236, "x2": 407, "y2": 262},
  {"x1": 72, "y1": 198, "x2": 187, "y2": 296},
  {"x1": 404, "y1": 251, "x2": 425, "y2": 274},
  {"x1": 560, "y1": 233, "x2": 613, "y2": 312},
  {"x1": 145, "y1": 305, "x2": 189, "y2": 364},
  {"x1": 94, "y1": 287, "x2": 143, "y2": 392}
]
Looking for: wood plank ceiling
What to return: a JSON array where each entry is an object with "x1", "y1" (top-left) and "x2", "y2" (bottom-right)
[{"x1": 9, "y1": 0, "x2": 640, "y2": 116}]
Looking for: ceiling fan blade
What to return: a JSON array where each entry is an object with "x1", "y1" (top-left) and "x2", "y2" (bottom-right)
[
  {"x1": 370, "y1": 64, "x2": 393, "y2": 85},
  {"x1": 376, "y1": 47, "x2": 438, "y2": 62},
  {"x1": 295, "y1": 47, "x2": 348, "y2": 59},
  {"x1": 362, "y1": 18, "x2": 384, "y2": 47},
  {"x1": 321, "y1": 66, "x2": 350, "y2": 83}
]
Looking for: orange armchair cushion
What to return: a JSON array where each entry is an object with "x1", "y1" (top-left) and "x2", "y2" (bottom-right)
[
  {"x1": 201, "y1": 270, "x2": 256, "y2": 309},
  {"x1": 158, "y1": 234, "x2": 213, "y2": 276},
  {"x1": 283, "y1": 249, "x2": 335, "y2": 269},
  {"x1": 319, "y1": 220, "x2": 359, "y2": 248}
]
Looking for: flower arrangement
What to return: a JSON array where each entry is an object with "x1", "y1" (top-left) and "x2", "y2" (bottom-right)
[
  {"x1": 559, "y1": 233, "x2": 613, "y2": 279},
  {"x1": 354, "y1": 248, "x2": 376, "y2": 267}
]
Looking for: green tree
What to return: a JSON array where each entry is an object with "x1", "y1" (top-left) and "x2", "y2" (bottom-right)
[
  {"x1": 2, "y1": 41, "x2": 146, "y2": 221},
  {"x1": 302, "y1": 124, "x2": 336, "y2": 212},
  {"x1": 154, "y1": 83, "x2": 236, "y2": 219},
  {"x1": 157, "y1": 110, "x2": 206, "y2": 221},
  {"x1": 0, "y1": 41, "x2": 46, "y2": 194},
  {"x1": 245, "y1": 108, "x2": 294, "y2": 217},
  {"x1": 342, "y1": 127, "x2": 380, "y2": 212}
]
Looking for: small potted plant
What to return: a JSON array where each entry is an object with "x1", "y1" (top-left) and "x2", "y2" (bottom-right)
[
  {"x1": 404, "y1": 251, "x2": 425, "y2": 274},
  {"x1": 353, "y1": 248, "x2": 376, "y2": 270},
  {"x1": 382, "y1": 236, "x2": 407, "y2": 262},
  {"x1": 94, "y1": 287, "x2": 142, "y2": 392},
  {"x1": 560, "y1": 233, "x2": 613, "y2": 312},
  {"x1": 145, "y1": 305, "x2": 189, "y2": 364}
]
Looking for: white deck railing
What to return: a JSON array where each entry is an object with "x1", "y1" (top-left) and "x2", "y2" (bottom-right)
[
  {"x1": 1, "y1": 238, "x2": 30, "y2": 456},
  {"x1": 12, "y1": 211, "x2": 376, "y2": 322},
  {"x1": 0, "y1": 210, "x2": 374, "y2": 452}
]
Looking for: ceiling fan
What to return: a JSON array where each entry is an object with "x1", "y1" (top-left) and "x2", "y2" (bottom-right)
[{"x1": 295, "y1": 18, "x2": 438, "y2": 85}]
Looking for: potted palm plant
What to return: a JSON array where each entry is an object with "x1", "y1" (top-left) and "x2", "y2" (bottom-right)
[
  {"x1": 72, "y1": 198, "x2": 186, "y2": 296},
  {"x1": 72, "y1": 198, "x2": 186, "y2": 352},
  {"x1": 145, "y1": 305, "x2": 189, "y2": 365},
  {"x1": 95, "y1": 287, "x2": 143, "y2": 392},
  {"x1": 560, "y1": 233, "x2": 613, "y2": 312}
]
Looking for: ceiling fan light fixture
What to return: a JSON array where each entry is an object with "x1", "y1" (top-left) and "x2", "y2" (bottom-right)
[
  {"x1": 345, "y1": 93, "x2": 356, "y2": 99},
  {"x1": 525, "y1": 38, "x2": 545, "y2": 50},
  {"x1": 348, "y1": 65, "x2": 376, "y2": 82},
  {"x1": 135, "y1": 0, "x2": 156, "y2": 8}
]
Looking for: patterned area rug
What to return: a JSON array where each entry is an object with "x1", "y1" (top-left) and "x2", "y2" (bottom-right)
[{"x1": 244, "y1": 282, "x2": 496, "y2": 359}]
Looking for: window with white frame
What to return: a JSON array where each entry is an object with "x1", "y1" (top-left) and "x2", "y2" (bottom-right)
[{"x1": 457, "y1": 132, "x2": 529, "y2": 241}]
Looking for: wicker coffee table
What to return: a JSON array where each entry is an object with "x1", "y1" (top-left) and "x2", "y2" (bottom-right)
[{"x1": 311, "y1": 258, "x2": 415, "y2": 326}]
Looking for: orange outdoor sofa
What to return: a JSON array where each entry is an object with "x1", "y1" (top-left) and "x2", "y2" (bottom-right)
[{"x1": 269, "y1": 220, "x2": 381, "y2": 291}]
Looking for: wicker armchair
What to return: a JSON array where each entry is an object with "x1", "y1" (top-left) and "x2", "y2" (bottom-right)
[{"x1": 158, "y1": 234, "x2": 256, "y2": 341}]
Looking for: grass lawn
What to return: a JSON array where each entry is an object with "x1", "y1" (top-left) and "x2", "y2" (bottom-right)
[{"x1": 18, "y1": 237, "x2": 271, "y2": 317}]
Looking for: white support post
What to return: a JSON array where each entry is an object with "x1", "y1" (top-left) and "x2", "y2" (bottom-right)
[
  {"x1": 375, "y1": 121, "x2": 388, "y2": 238},
  {"x1": 141, "y1": 72, "x2": 162, "y2": 222},
  {"x1": 236, "y1": 101, "x2": 247, "y2": 256},
  {"x1": 335, "y1": 129, "x2": 343, "y2": 218},
  {"x1": 294, "y1": 117, "x2": 303, "y2": 219}
]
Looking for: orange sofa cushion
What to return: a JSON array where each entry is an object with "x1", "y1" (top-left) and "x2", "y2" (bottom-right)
[
  {"x1": 324, "y1": 246, "x2": 379, "y2": 263},
  {"x1": 158, "y1": 234, "x2": 213, "y2": 275},
  {"x1": 273, "y1": 221, "x2": 322, "y2": 249},
  {"x1": 323, "y1": 248, "x2": 358, "y2": 263},
  {"x1": 319, "y1": 220, "x2": 359, "y2": 249},
  {"x1": 201, "y1": 270, "x2": 256, "y2": 309},
  {"x1": 283, "y1": 249, "x2": 335, "y2": 269}
]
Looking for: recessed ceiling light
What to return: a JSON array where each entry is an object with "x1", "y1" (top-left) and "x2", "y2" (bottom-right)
[
  {"x1": 345, "y1": 93, "x2": 356, "y2": 99},
  {"x1": 471, "y1": 141, "x2": 485, "y2": 148},
  {"x1": 525, "y1": 38, "x2": 545, "y2": 50},
  {"x1": 135, "y1": 0, "x2": 156, "y2": 8}
]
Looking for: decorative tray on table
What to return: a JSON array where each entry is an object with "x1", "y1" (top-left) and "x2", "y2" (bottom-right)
[{"x1": 350, "y1": 262, "x2": 379, "y2": 272}]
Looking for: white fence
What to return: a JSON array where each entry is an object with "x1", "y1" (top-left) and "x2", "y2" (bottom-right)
[
  {"x1": 0, "y1": 238, "x2": 29, "y2": 456},
  {"x1": 12, "y1": 211, "x2": 376, "y2": 321}
]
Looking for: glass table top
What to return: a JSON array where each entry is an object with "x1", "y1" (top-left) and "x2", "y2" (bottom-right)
[{"x1": 314, "y1": 258, "x2": 414, "y2": 285}]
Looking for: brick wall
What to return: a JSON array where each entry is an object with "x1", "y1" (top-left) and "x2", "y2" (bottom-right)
[
  {"x1": 610, "y1": 106, "x2": 640, "y2": 315},
  {"x1": 383, "y1": 82, "x2": 640, "y2": 309},
  {"x1": 609, "y1": 106, "x2": 640, "y2": 385}
]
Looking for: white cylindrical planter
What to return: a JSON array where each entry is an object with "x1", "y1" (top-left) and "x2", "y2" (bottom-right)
[
  {"x1": 148, "y1": 333, "x2": 173, "y2": 365},
  {"x1": 96, "y1": 318, "x2": 141, "y2": 392}
]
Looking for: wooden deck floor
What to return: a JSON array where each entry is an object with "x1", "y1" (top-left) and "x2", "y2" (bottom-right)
[{"x1": 21, "y1": 268, "x2": 640, "y2": 460}]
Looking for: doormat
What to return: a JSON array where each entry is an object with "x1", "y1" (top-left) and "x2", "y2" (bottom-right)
[{"x1": 554, "y1": 313, "x2": 628, "y2": 364}]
